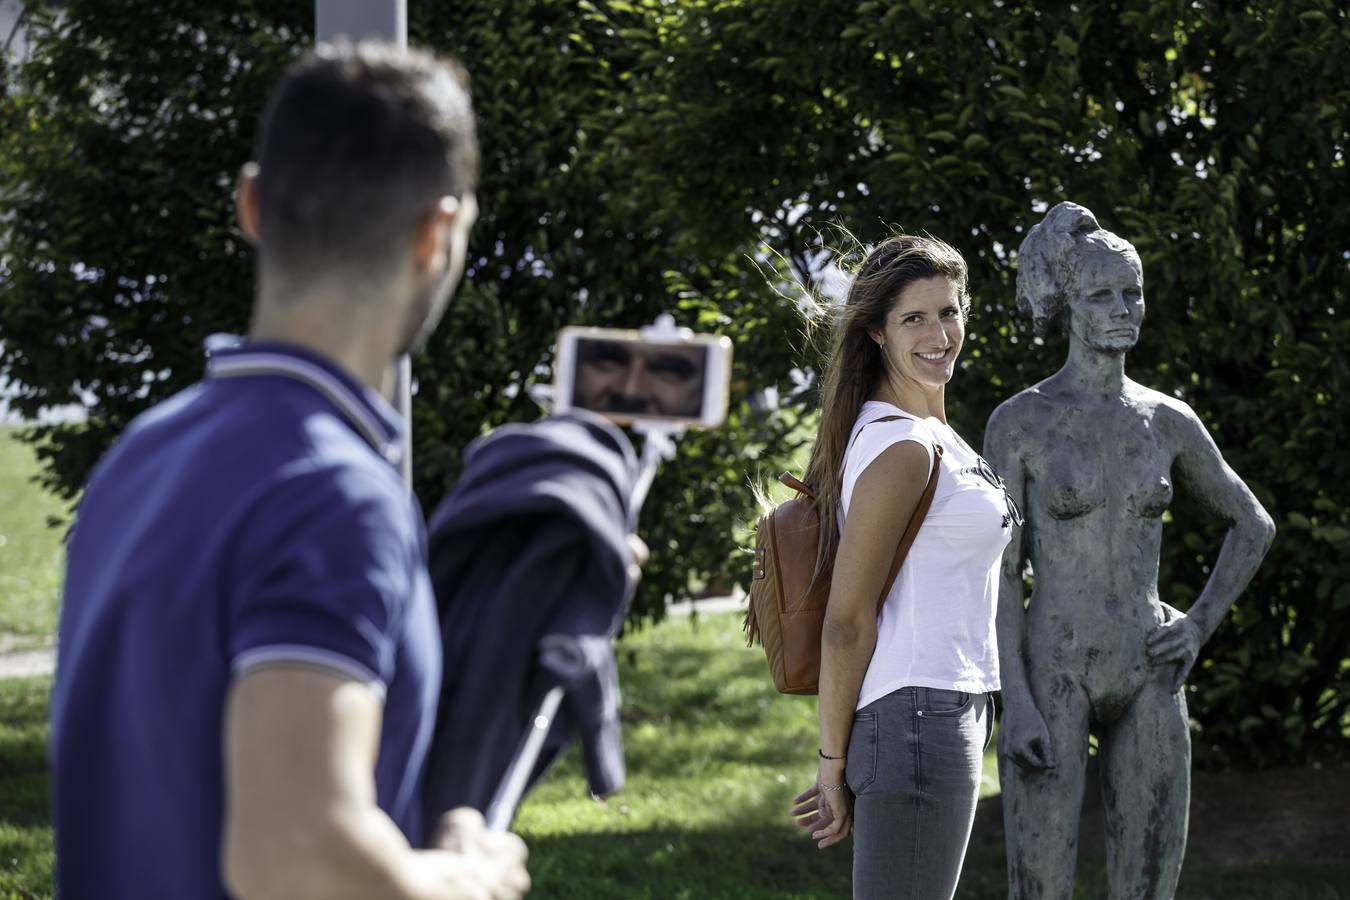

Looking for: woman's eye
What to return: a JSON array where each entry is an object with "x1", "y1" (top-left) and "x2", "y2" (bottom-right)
[{"x1": 905, "y1": 315, "x2": 923, "y2": 324}]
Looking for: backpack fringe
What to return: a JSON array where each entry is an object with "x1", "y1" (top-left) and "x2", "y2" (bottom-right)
[{"x1": 743, "y1": 601, "x2": 760, "y2": 647}]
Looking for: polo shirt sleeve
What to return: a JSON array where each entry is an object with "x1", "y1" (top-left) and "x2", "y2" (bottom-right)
[{"x1": 225, "y1": 463, "x2": 419, "y2": 699}]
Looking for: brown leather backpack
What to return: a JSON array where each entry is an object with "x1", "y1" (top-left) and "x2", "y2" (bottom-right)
[{"x1": 744, "y1": 417, "x2": 942, "y2": 694}]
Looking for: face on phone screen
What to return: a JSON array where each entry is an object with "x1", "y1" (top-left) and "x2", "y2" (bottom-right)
[{"x1": 572, "y1": 338, "x2": 708, "y2": 418}]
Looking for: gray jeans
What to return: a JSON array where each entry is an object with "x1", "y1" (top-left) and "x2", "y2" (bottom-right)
[{"x1": 846, "y1": 686, "x2": 994, "y2": 900}]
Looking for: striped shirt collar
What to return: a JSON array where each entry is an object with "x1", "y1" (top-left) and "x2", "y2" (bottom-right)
[{"x1": 204, "y1": 336, "x2": 404, "y2": 467}]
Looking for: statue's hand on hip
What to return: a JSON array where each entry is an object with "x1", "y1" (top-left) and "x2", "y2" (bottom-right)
[
  {"x1": 1146, "y1": 612, "x2": 1204, "y2": 693},
  {"x1": 999, "y1": 702, "x2": 1057, "y2": 772}
]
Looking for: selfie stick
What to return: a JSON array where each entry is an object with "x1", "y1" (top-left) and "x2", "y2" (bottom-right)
[
  {"x1": 315, "y1": 0, "x2": 414, "y2": 486},
  {"x1": 485, "y1": 684, "x2": 565, "y2": 831}
]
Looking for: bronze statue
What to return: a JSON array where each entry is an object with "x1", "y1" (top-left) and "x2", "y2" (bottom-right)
[{"x1": 984, "y1": 201, "x2": 1276, "y2": 899}]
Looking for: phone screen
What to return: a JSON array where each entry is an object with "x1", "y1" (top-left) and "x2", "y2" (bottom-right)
[{"x1": 571, "y1": 337, "x2": 709, "y2": 419}]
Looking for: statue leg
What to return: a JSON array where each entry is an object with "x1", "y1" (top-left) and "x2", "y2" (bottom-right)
[
  {"x1": 1000, "y1": 681, "x2": 1091, "y2": 900},
  {"x1": 1098, "y1": 675, "x2": 1189, "y2": 900}
]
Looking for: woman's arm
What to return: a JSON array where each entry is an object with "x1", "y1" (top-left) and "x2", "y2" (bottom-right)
[
  {"x1": 985, "y1": 403, "x2": 1055, "y2": 770},
  {"x1": 807, "y1": 439, "x2": 930, "y2": 848},
  {"x1": 1148, "y1": 403, "x2": 1277, "y2": 689}
]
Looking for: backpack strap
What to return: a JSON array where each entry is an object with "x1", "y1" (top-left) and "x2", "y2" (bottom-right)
[
  {"x1": 849, "y1": 413, "x2": 905, "y2": 454},
  {"x1": 778, "y1": 413, "x2": 912, "y2": 498},
  {"x1": 777, "y1": 471, "x2": 814, "y2": 498}
]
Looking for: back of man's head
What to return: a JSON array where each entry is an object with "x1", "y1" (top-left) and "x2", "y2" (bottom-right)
[{"x1": 253, "y1": 41, "x2": 479, "y2": 287}]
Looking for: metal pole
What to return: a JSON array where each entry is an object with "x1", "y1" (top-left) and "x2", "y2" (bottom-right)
[
  {"x1": 315, "y1": 0, "x2": 407, "y2": 47},
  {"x1": 315, "y1": 0, "x2": 413, "y2": 486},
  {"x1": 484, "y1": 685, "x2": 566, "y2": 831}
]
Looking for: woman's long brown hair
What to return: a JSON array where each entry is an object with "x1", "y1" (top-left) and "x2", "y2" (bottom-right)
[{"x1": 800, "y1": 234, "x2": 969, "y2": 594}]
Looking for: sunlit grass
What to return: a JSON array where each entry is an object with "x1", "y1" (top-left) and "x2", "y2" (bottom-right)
[
  {"x1": 514, "y1": 614, "x2": 1350, "y2": 899},
  {"x1": 1, "y1": 617, "x2": 1346, "y2": 898},
  {"x1": 516, "y1": 613, "x2": 851, "y2": 899},
  {"x1": 0, "y1": 429, "x2": 66, "y2": 639}
]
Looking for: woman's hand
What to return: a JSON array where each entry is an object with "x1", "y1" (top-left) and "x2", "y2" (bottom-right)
[
  {"x1": 790, "y1": 759, "x2": 853, "y2": 849},
  {"x1": 1146, "y1": 611, "x2": 1205, "y2": 693},
  {"x1": 999, "y1": 701, "x2": 1057, "y2": 772}
]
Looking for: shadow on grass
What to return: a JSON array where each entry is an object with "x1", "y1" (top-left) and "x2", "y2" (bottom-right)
[
  {"x1": 523, "y1": 824, "x2": 852, "y2": 900},
  {"x1": 0, "y1": 677, "x2": 52, "y2": 830},
  {"x1": 520, "y1": 829, "x2": 1024, "y2": 900},
  {"x1": 524, "y1": 824, "x2": 1350, "y2": 900},
  {"x1": 0, "y1": 676, "x2": 54, "y2": 897}
]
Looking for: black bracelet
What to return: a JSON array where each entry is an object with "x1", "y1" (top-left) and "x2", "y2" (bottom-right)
[{"x1": 818, "y1": 748, "x2": 845, "y2": 761}]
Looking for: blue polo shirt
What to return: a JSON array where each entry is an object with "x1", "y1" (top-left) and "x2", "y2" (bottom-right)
[{"x1": 50, "y1": 340, "x2": 441, "y2": 899}]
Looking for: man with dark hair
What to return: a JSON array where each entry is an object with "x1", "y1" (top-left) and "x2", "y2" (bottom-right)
[{"x1": 50, "y1": 42, "x2": 529, "y2": 900}]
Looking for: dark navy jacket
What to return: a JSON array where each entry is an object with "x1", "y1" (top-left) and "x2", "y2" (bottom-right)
[{"x1": 421, "y1": 411, "x2": 636, "y2": 835}]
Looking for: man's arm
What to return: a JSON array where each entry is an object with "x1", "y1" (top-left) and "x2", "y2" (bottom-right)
[{"x1": 222, "y1": 666, "x2": 529, "y2": 900}]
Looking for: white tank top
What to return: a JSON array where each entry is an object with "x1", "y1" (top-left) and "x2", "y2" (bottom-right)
[{"x1": 840, "y1": 401, "x2": 1008, "y2": 709}]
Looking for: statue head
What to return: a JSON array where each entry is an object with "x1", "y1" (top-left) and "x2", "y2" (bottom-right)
[{"x1": 1016, "y1": 202, "x2": 1144, "y2": 353}]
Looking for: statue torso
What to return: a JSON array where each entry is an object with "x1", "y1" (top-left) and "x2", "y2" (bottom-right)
[{"x1": 994, "y1": 378, "x2": 1188, "y2": 717}]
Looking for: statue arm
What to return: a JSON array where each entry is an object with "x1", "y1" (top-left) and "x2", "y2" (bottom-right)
[
  {"x1": 1168, "y1": 403, "x2": 1277, "y2": 643},
  {"x1": 986, "y1": 404, "x2": 1055, "y2": 769},
  {"x1": 1147, "y1": 403, "x2": 1277, "y2": 692},
  {"x1": 985, "y1": 404, "x2": 1033, "y2": 704}
]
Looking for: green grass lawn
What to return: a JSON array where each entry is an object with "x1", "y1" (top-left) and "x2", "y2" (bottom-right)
[
  {"x1": 512, "y1": 613, "x2": 989, "y2": 900},
  {"x1": 0, "y1": 428, "x2": 67, "y2": 640},
  {"x1": 0, "y1": 676, "x2": 55, "y2": 897},
  {"x1": 3, "y1": 618, "x2": 1350, "y2": 898},
  {"x1": 0, "y1": 434, "x2": 1347, "y2": 898},
  {"x1": 513, "y1": 616, "x2": 1350, "y2": 899}
]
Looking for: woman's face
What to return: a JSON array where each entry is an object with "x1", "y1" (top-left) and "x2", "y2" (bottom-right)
[
  {"x1": 1066, "y1": 245, "x2": 1144, "y2": 353},
  {"x1": 870, "y1": 276, "x2": 966, "y2": 390}
]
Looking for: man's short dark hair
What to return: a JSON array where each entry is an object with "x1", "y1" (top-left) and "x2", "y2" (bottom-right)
[{"x1": 253, "y1": 41, "x2": 479, "y2": 283}]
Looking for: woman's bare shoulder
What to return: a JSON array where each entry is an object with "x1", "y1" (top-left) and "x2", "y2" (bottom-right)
[{"x1": 852, "y1": 437, "x2": 932, "y2": 507}]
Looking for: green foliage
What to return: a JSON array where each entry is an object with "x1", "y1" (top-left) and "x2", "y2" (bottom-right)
[
  {"x1": 0, "y1": 3, "x2": 306, "y2": 497},
  {"x1": 2, "y1": 0, "x2": 1346, "y2": 767}
]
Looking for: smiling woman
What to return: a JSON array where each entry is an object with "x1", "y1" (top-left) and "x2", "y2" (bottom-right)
[
  {"x1": 872, "y1": 275, "x2": 965, "y2": 378},
  {"x1": 784, "y1": 235, "x2": 1010, "y2": 900}
]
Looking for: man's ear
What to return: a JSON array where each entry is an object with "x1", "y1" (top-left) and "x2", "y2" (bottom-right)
[
  {"x1": 412, "y1": 195, "x2": 461, "y2": 275},
  {"x1": 235, "y1": 163, "x2": 262, "y2": 246}
]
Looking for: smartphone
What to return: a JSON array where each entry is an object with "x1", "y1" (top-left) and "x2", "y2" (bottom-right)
[{"x1": 553, "y1": 326, "x2": 733, "y2": 428}]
